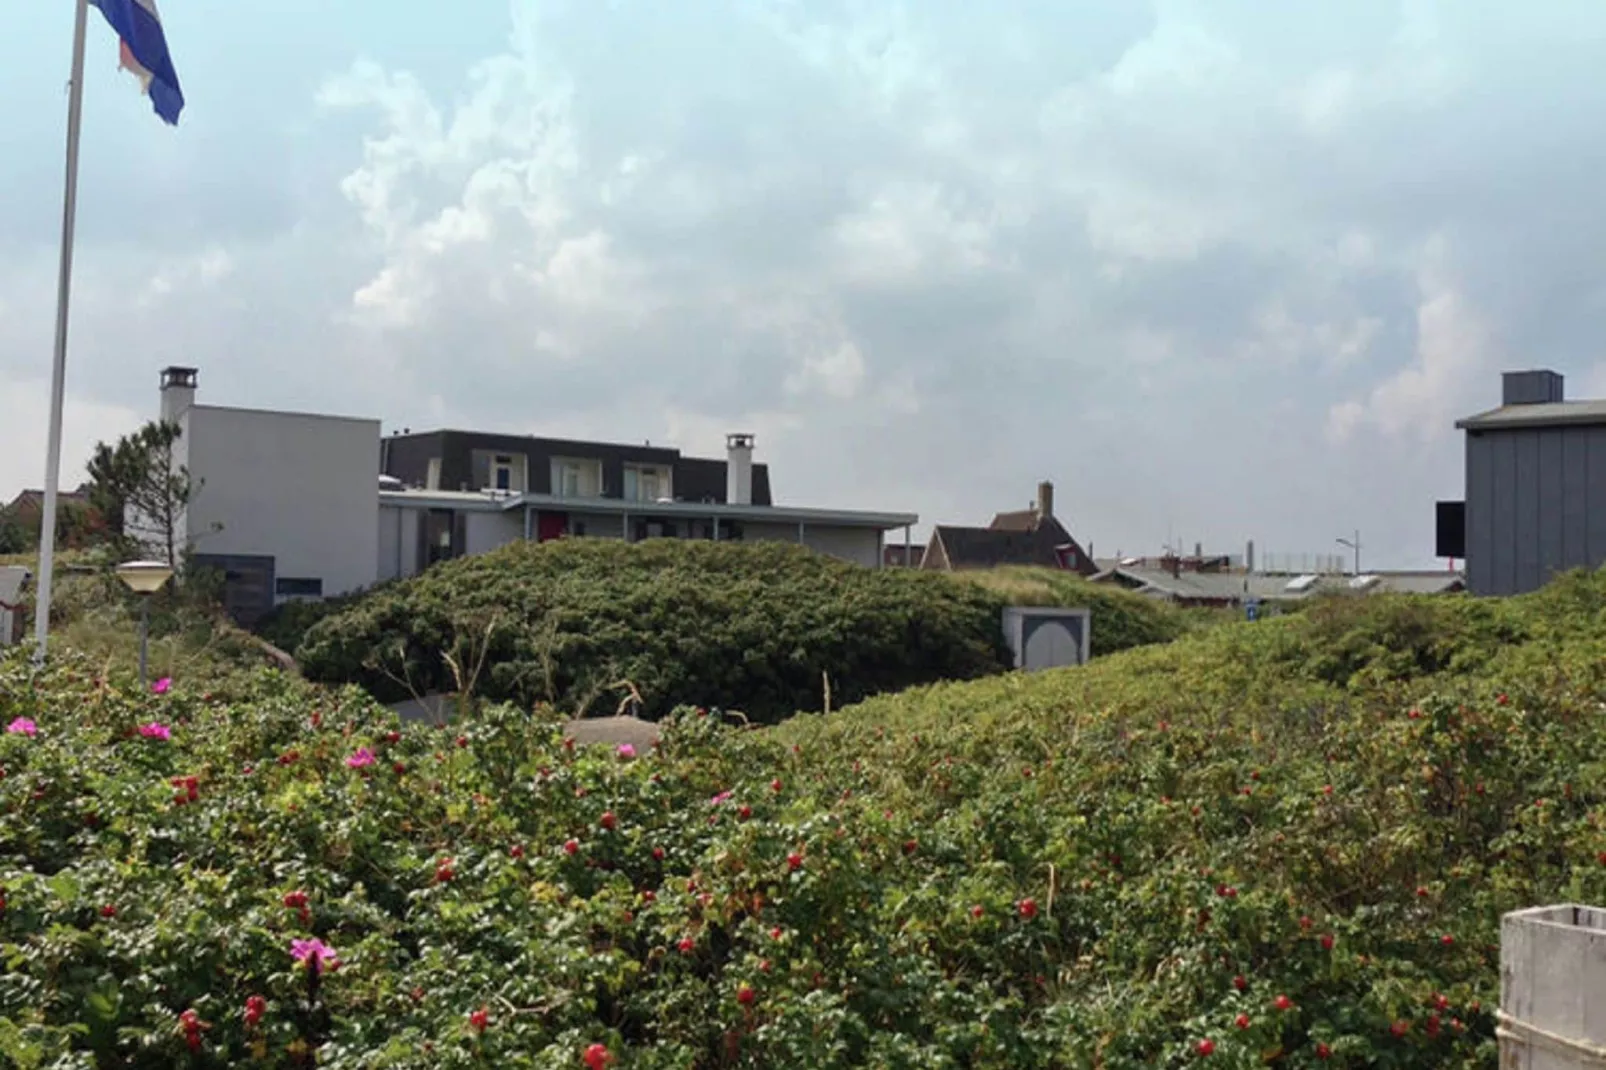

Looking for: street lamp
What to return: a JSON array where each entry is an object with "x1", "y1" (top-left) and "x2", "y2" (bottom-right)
[
  {"x1": 1336, "y1": 530, "x2": 1362, "y2": 576},
  {"x1": 115, "y1": 560, "x2": 174, "y2": 687}
]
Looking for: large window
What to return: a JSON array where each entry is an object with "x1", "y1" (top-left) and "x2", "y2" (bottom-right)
[
  {"x1": 623, "y1": 464, "x2": 672, "y2": 502},
  {"x1": 550, "y1": 457, "x2": 601, "y2": 498}
]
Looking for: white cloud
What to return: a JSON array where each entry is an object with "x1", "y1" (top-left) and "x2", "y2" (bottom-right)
[{"x1": 1327, "y1": 238, "x2": 1490, "y2": 443}]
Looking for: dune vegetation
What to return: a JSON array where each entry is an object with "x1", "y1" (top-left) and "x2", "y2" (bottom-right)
[{"x1": 5, "y1": 570, "x2": 1606, "y2": 1066}]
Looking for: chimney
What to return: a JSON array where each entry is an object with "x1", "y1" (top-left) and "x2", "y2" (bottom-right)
[
  {"x1": 1246, "y1": 539, "x2": 1256, "y2": 574},
  {"x1": 726, "y1": 433, "x2": 754, "y2": 506},
  {"x1": 1036, "y1": 480, "x2": 1054, "y2": 520},
  {"x1": 159, "y1": 366, "x2": 198, "y2": 425},
  {"x1": 1501, "y1": 369, "x2": 1564, "y2": 406}
]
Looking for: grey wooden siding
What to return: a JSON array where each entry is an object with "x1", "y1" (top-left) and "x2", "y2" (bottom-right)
[{"x1": 1467, "y1": 424, "x2": 1606, "y2": 594}]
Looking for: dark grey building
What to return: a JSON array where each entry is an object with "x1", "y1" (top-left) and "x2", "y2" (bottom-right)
[
  {"x1": 379, "y1": 429, "x2": 773, "y2": 506},
  {"x1": 1443, "y1": 369, "x2": 1606, "y2": 595}
]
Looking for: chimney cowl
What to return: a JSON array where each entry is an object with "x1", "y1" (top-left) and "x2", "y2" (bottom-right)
[{"x1": 159, "y1": 366, "x2": 198, "y2": 425}]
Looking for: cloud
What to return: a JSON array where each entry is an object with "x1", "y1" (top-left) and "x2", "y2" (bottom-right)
[
  {"x1": 6, "y1": 0, "x2": 1606, "y2": 569},
  {"x1": 1326, "y1": 235, "x2": 1492, "y2": 443}
]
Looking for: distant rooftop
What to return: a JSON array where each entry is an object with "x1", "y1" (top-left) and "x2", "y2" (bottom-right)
[
  {"x1": 1456, "y1": 368, "x2": 1606, "y2": 431},
  {"x1": 1455, "y1": 399, "x2": 1606, "y2": 432}
]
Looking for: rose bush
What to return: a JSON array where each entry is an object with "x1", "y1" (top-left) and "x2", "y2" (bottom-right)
[{"x1": 4, "y1": 570, "x2": 1606, "y2": 1066}]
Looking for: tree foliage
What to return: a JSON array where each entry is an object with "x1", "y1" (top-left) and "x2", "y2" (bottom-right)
[{"x1": 85, "y1": 420, "x2": 207, "y2": 564}]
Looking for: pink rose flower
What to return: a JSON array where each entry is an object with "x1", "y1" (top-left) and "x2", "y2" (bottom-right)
[
  {"x1": 290, "y1": 937, "x2": 340, "y2": 973},
  {"x1": 138, "y1": 722, "x2": 172, "y2": 741},
  {"x1": 6, "y1": 717, "x2": 37, "y2": 737}
]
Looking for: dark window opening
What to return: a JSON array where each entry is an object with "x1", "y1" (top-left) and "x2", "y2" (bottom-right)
[
  {"x1": 636, "y1": 520, "x2": 679, "y2": 540},
  {"x1": 276, "y1": 577, "x2": 324, "y2": 598},
  {"x1": 1435, "y1": 501, "x2": 1466, "y2": 559}
]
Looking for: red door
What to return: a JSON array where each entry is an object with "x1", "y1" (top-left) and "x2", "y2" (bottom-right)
[{"x1": 536, "y1": 512, "x2": 568, "y2": 542}]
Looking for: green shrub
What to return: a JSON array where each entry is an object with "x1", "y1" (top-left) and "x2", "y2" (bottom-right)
[
  {"x1": 952, "y1": 566, "x2": 1191, "y2": 655},
  {"x1": 295, "y1": 541, "x2": 1012, "y2": 723},
  {"x1": 253, "y1": 588, "x2": 374, "y2": 658},
  {"x1": 6, "y1": 568, "x2": 1606, "y2": 1066}
]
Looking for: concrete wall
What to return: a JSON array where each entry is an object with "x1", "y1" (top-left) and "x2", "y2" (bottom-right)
[
  {"x1": 184, "y1": 406, "x2": 380, "y2": 598},
  {"x1": 743, "y1": 522, "x2": 883, "y2": 568},
  {"x1": 566, "y1": 511, "x2": 627, "y2": 539},
  {"x1": 377, "y1": 506, "x2": 424, "y2": 582},
  {"x1": 465, "y1": 511, "x2": 522, "y2": 556},
  {"x1": 1465, "y1": 424, "x2": 1606, "y2": 595}
]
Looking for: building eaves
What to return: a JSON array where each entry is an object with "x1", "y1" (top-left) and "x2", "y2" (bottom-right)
[
  {"x1": 379, "y1": 488, "x2": 917, "y2": 529},
  {"x1": 1455, "y1": 399, "x2": 1606, "y2": 431}
]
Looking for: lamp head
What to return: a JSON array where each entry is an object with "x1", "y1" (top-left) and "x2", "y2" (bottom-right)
[{"x1": 115, "y1": 560, "x2": 175, "y2": 595}]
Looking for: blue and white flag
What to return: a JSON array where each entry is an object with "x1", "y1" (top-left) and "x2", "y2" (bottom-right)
[{"x1": 89, "y1": 0, "x2": 184, "y2": 125}]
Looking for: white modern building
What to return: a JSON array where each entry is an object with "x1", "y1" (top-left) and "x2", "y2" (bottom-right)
[
  {"x1": 151, "y1": 367, "x2": 917, "y2": 622},
  {"x1": 158, "y1": 367, "x2": 380, "y2": 622}
]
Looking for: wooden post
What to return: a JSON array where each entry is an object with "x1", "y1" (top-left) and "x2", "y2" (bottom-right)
[{"x1": 1499, "y1": 903, "x2": 1606, "y2": 1068}]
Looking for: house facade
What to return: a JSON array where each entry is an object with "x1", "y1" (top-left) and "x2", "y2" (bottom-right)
[
  {"x1": 149, "y1": 367, "x2": 917, "y2": 622},
  {"x1": 376, "y1": 430, "x2": 914, "y2": 579},
  {"x1": 1441, "y1": 368, "x2": 1606, "y2": 596},
  {"x1": 920, "y1": 481, "x2": 1096, "y2": 575}
]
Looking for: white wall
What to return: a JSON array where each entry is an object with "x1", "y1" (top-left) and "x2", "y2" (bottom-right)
[
  {"x1": 465, "y1": 511, "x2": 522, "y2": 556},
  {"x1": 184, "y1": 406, "x2": 380, "y2": 598},
  {"x1": 567, "y1": 511, "x2": 627, "y2": 539},
  {"x1": 802, "y1": 525, "x2": 883, "y2": 568},
  {"x1": 378, "y1": 505, "x2": 423, "y2": 581},
  {"x1": 742, "y1": 522, "x2": 883, "y2": 568}
]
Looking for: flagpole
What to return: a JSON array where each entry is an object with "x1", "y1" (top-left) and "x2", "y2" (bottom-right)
[{"x1": 34, "y1": 0, "x2": 92, "y2": 664}]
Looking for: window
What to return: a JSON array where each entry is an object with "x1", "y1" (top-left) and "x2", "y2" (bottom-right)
[
  {"x1": 623, "y1": 464, "x2": 672, "y2": 502},
  {"x1": 275, "y1": 577, "x2": 324, "y2": 598},
  {"x1": 550, "y1": 458, "x2": 601, "y2": 498},
  {"x1": 493, "y1": 455, "x2": 513, "y2": 491}
]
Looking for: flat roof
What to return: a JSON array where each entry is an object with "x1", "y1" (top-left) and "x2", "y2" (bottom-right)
[
  {"x1": 192, "y1": 403, "x2": 380, "y2": 427},
  {"x1": 378, "y1": 488, "x2": 917, "y2": 529},
  {"x1": 1455, "y1": 399, "x2": 1606, "y2": 431}
]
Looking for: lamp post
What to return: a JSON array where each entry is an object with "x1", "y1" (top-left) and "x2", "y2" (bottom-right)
[
  {"x1": 115, "y1": 560, "x2": 174, "y2": 687},
  {"x1": 1336, "y1": 530, "x2": 1361, "y2": 576}
]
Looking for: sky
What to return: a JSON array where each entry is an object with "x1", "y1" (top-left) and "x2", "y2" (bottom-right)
[{"x1": 5, "y1": 0, "x2": 1606, "y2": 570}]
